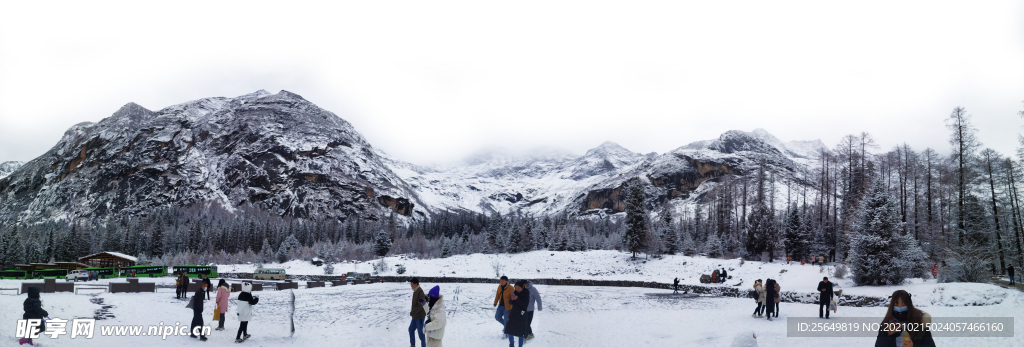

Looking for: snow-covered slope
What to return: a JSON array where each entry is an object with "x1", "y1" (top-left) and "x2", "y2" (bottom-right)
[
  {"x1": 0, "y1": 89, "x2": 828, "y2": 223},
  {"x1": 0, "y1": 90, "x2": 424, "y2": 223},
  {"x1": 0, "y1": 160, "x2": 23, "y2": 179}
]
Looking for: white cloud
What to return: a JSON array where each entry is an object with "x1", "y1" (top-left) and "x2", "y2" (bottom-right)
[{"x1": 1, "y1": 0, "x2": 1022, "y2": 165}]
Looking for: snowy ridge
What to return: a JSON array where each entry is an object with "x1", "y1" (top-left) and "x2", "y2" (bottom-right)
[
  {"x1": 0, "y1": 89, "x2": 828, "y2": 223},
  {"x1": 0, "y1": 161, "x2": 23, "y2": 179}
]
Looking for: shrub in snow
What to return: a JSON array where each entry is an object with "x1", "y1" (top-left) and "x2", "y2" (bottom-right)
[
  {"x1": 848, "y1": 182, "x2": 927, "y2": 285},
  {"x1": 396, "y1": 264, "x2": 406, "y2": 274},
  {"x1": 373, "y1": 229, "x2": 393, "y2": 257},
  {"x1": 372, "y1": 257, "x2": 388, "y2": 275},
  {"x1": 491, "y1": 259, "x2": 504, "y2": 278},
  {"x1": 323, "y1": 262, "x2": 335, "y2": 275},
  {"x1": 832, "y1": 264, "x2": 848, "y2": 279}
]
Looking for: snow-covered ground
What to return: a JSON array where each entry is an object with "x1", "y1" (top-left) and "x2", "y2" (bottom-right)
[
  {"x1": 0, "y1": 281, "x2": 1020, "y2": 346},
  {"x1": 2, "y1": 251, "x2": 1021, "y2": 346},
  {"x1": 222, "y1": 250, "x2": 998, "y2": 303}
]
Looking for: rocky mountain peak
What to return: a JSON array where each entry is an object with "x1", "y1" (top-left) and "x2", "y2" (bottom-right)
[
  {"x1": 0, "y1": 161, "x2": 24, "y2": 179},
  {"x1": 707, "y1": 130, "x2": 783, "y2": 156}
]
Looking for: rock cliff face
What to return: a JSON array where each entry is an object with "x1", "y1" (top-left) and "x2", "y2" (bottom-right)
[
  {"x1": 0, "y1": 90, "x2": 825, "y2": 224},
  {"x1": 0, "y1": 90, "x2": 422, "y2": 223}
]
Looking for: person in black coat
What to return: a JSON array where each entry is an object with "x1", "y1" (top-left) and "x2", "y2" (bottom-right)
[
  {"x1": 764, "y1": 279, "x2": 777, "y2": 321},
  {"x1": 202, "y1": 276, "x2": 213, "y2": 300},
  {"x1": 1008, "y1": 264, "x2": 1016, "y2": 285},
  {"x1": 817, "y1": 277, "x2": 834, "y2": 318},
  {"x1": 503, "y1": 280, "x2": 531, "y2": 347},
  {"x1": 875, "y1": 290, "x2": 935, "y2": 347},
  {"x1": 190, "y1": 281, "x2": 208, "y2": 341},
  {"x1": 21, "y1": 286, "x2": 48, "y2": 344},
  {"x1": 720, "y1": 268, "x2": 728, "y2": 283}
]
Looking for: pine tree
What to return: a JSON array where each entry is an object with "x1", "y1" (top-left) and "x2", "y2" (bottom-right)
[
  {"x1": 681, "y1": 230, "x2": 697, "y2": 256},
  {"x1": 849, "y1": 182, "x2": 927, "y2": 285},
  {"x1": 150, "y1": 224, "x2": 164, "y2": 258},
  {"x1": 623, "y1": 177, "x2": 648, "y2": 259},
  {"x1": 783, "y1": 205, "x2": 810, "y2": 262},
  {"x1": 945, "y1": 195, "x2": 993, "y2": 282},
  {"x1": 706, "y1": 232, "x2": 724, "y2": 258},
  {"x1": 277, "y1": 234, "x2": 301, "y2": 263},
  {"x1": 505, "y1": 228, "x2": 521, "y2": 253},
  {"x1": 441, "y1": 237, "x2": 453, "y2": 258},
  {"x1": 44, "y1": 230, "x2": 54, "y2": 261},
  {"x1": 261, "y1": 238, "x2": 275, "y2": 263},
  {"x1": 373, "y1": 229, "x2": 392, "y2": 257}
]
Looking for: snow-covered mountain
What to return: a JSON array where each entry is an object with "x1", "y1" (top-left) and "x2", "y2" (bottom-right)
[
  {"x1": 0, "y1": 161, "x2": 23, "y2": 179},
  {"x1": 0, "y1": 90, "x2": 827, "y2": 224},
  {"x1": 0, "y1": 90, "x2": 425, "y2": 223}
]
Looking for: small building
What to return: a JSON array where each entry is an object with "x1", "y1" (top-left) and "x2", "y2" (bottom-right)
[{"x1": 79, "y1": 251, "x2": 138, "y2": 268}]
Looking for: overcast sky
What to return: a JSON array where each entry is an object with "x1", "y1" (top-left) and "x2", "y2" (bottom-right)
[{"x1": 1, "y1": 1, "x2": 1022, "y2": 165}]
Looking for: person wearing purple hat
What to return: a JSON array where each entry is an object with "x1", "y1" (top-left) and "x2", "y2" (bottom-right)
[{"x1": 423, "y1": 285, "x2": 446, "y2": 347}]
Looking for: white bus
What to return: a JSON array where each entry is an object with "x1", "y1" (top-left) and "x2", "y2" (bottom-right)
[{"x1": 253, "y1": 268, "x2": 286, "y2": 280}]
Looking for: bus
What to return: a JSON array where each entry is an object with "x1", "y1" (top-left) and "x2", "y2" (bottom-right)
[
  {"x1": 253, "y1": 268, "x2": 286, "y2": 280},
  {"x1": 0, "y1": 270, "x2": 27, "y2": 279},
  {"x1": 32, "y1": 269, "x2": 69, "y2": 279},
  {"x1": 172, "y1": 265, "x2": 218, "y2": 278},
  {"x1": 120, "y1": 265, "x2": 167, "y2": 278},
  {"x1": 83, "y1": 267, "x2": 118, "y2": 279}
]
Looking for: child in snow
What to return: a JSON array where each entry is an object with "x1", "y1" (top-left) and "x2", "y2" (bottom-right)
[
  {"x1": 216, "y1": 279, "x2": 230, "y2": 330},
  {"x1": 504, "y1": 280, "x2": 531, "y2": 347},
  {"x1": 235, "y1": 282, "x2": 260, "y2": 343},
  {"x1": 423, "y1": 285, "x2": 446, "y2": 347},
  {"x1": 20, "y1": 286, "x2": 48, "y2": 345}
]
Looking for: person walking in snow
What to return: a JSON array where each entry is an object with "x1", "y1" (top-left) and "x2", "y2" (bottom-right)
[
  {"x1": 720, "y1": 268, "x2": 728, "y2": 283},
  {"x1": 235, "y1": 282, "x2": 260, "y2": 343},
  {"x1": 524, "y1": 280, "x2": 542, "y2": 340},
  {"x1": 409, "y1": 278, "x2": 427, "y2": 347},
  {"x1": 19, "y1": 286, "x2": 48, "y2": 346},
  {"x1": 493, "y1": 276, "x2": 514, "y2": 336},
  {"x1": 764, "y1": 279, "x2": 777, "y2": 321},
  {"x1": 673, "y1": 278, "x2": 680, "y2": 294},
  {"x1": 817, "y1": 277, "x2": 834, "y2": 319},
  {"x1": 1008, "y1": 264, "x2": 1015, "y2": 285},
  {"x1": 874, "y1": 290, "x2": 935, "y2": 347},
  {"x1": 202, "y1": 276, "x2": 213, "y2": 300},
  {"x1": 215, "y1": 279, "x2": 230, "y2": 330},
  {"x1": 503, "y1": 280, "x2": 531, "y2": 347},
  {"x1": 189, "y1": 280, "x2": 208, "y2": 341},
  {"x1": 423, "y1": 285, "x2": 446, "y2": 347},
  {"x1": 752, "y1": 279, "x2": 765, "y2": 318}
]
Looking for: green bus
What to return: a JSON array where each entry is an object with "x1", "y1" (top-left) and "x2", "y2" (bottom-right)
[
  {"x1": 172, "y1": 265, "x2": 218, "y2": 278},
  {"x1": 83, "y1": 267, "x2": 118, "y2": 279},
  {"x1": 120, "y1": 265, "x2": 167, "y2": 278},
  {"x1": 0, "y1": 270, "x2": 28, "y2": 279},
  {"x1": 32, "y1": 269, "x2": 69, "y2": 279}
]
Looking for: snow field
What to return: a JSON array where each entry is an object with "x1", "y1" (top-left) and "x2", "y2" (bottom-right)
[{"x1": 0, "y1": 281, "x2": 1021, "y2": 346}]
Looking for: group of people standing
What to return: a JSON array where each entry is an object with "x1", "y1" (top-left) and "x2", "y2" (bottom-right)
[
  {"x1": 408, "y1": 277, "x2": 447, "y2": 347},
  {"x1": 183, "y1": 276, "x2": 260, "y2": 343},
  {"x1": 751, "y1": 279, "x2": 781, "y2": 320},
  {"x1": 407, "y1": 275, "x2": 543, "y2": 347}
]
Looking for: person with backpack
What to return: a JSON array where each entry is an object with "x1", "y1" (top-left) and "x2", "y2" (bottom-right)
[
  {"x1": 752, "y1": 279, "x2": 765, "y2": 318},
  {"x1": 409, "y1": 277, "x2": 427, "y2": 347},
  {"x1": 19, "y1": 286, "x2": 48, "y2": 346},
  {"x1": 423, "y1": 286, "x2": 446, "y2": 347},
  {"x1": 524, "y1": 280, "x2": 542, "y2": 340},
  {"x1": 235, "y1": 282, "x2": 260, "y2": 343},
  {"x1": 188, "y1": 280, "x2": 208, "y2": 341},
  {"x1": 764, "y1": 279, "x2": 777, "y2": 321},
  {"x1": 493, "y1": 276, "x2": 514, "y2": 336},
  {"x1": 503, "y1": 280, "x2": 531, "y2": 347},
  {"x1": 818, "y1": 277, "x2": 834, "y2": 319},
  {"x1": 215, "y1": 279, "x2": 230, "y2": 330}
]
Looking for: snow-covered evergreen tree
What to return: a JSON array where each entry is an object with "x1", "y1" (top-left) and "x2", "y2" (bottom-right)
[
  {"x1": 681, "y1": 230, "x2": 697, "y2": 256},
  {"x1": 261, "y1": 238, "x2": 274, "y2": 263},
  {"x1": 277, "y1": 234, "x2": 302, "y2": 262},
  {"x1": 505, "y1": 228, "x2": 521, "y2": 253},
  {"x1": 783, "y1": 205, "x2": 810, "y2": 262},
  {"x1": 372, "y1": 229, "x2": 392, "y2": 257},
  {"x1": 849, "y1": 182, "x2": 927, "y2": 285},
  {"x1": 706, "y1": 232, "x2": 724, "y2": 258},
  {"x1": 441, "y1": 237, "x2": 453, "y2": 258},
  {"x1": 623, "y1": 177, "x2": 648, "y2": 259}
]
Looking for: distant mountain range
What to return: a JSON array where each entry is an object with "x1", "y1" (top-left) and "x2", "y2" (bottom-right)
[{"x1": 0, "y1": 90, "x2": 826, "y2": 224}]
